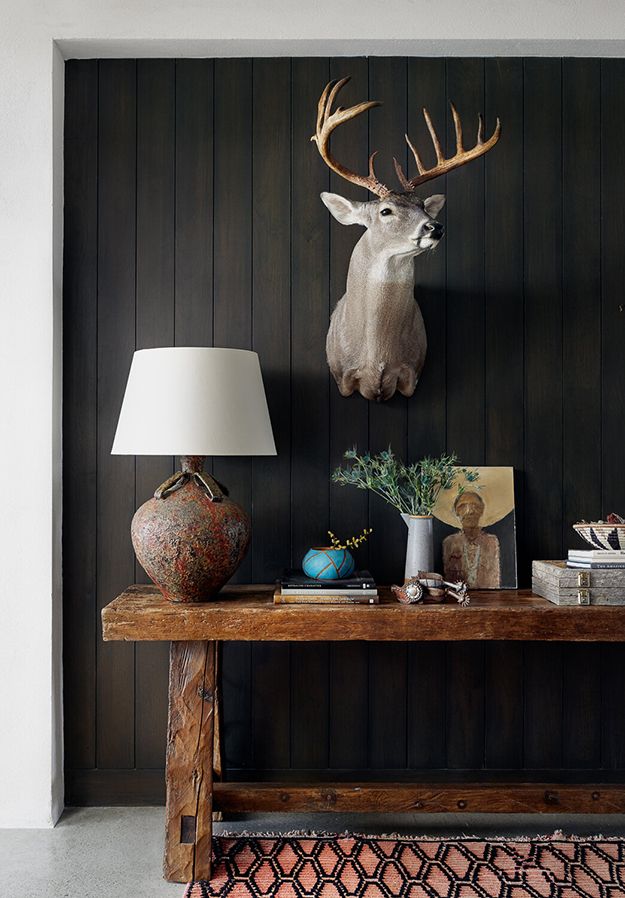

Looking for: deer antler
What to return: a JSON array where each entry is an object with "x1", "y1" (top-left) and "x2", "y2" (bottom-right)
[
  {"x1": 393, "y1": 103, "x2": 501, "y2": 190},
  {"x1": 311, "y1": 77, "x2": 392, "y2": 198}
]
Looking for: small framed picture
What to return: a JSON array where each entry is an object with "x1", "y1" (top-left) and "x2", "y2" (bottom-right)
[{"x1": 432, "y1": 466, "x2": 517, "y2": 589}]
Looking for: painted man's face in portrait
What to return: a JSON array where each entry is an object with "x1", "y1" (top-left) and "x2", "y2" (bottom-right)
[{"x1": 454, "y1": 492, "x2": 485, "y2": 530}]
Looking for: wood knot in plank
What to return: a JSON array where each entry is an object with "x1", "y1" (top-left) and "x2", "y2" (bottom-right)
[
  {"x1": 322, "y1": 789, "x2": 337, "y2": 805},
  {"x1": 544, "y1": 790, "x2": 559, "y2": 805}
]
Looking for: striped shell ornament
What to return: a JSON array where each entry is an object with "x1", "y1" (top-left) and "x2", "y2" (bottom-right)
[{"x1": 302, "y1": 547, "x2": 356, "y2": 580}]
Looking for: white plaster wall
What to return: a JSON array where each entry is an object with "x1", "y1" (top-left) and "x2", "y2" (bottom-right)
[
  {"x1": 0, "y1": 17, "x2": 64, "y2": 829},
  {"x1": 2, "y1": 0, "x2": 625, "y2": 829}
]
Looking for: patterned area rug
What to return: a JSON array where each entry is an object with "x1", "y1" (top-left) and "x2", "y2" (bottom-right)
[{"x1": 184, "y1": 832, "x2": 625, "y2": 897}]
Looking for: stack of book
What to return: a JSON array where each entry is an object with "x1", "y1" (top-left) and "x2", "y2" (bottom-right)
[
  {"x1": 274, "y1": 570, "x2": 378, "y2": 604},
  {"x1": 567, "y1": 550, "x2": 625, "y2": 569}
]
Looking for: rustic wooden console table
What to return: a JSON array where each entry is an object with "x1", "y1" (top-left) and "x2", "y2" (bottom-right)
[{"x1": 102, "y1": 584, "x2": 625, "y2": 883}]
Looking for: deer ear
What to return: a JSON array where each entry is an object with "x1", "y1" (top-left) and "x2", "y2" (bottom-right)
[
  {"x1": 424, "y1": 194, "x2": 446, "y2": 218},
  {"x1": 320, "y1": 192, "x2": 368, "y2": 226}
]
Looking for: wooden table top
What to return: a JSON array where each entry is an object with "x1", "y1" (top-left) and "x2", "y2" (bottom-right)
[{"x1": 102, "y1": 584, "x2": 625, "y2": 642}]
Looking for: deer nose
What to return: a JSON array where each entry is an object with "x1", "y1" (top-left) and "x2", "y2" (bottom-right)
[{"x1": 425, "y1": 221, "x2": 444, "y2": 238}]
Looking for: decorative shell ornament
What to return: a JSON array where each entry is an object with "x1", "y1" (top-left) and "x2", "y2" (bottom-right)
[
  {"x1": 392, "y1": 572, "x2": 470, "y2": 607},
  {"x1": 392, "y1": 578, "x2": 424, "y2": 605}
]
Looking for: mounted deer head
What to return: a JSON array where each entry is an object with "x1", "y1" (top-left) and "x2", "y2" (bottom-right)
[{"x1": 312, "y1": 77, "x2": 501, "y2": 401}]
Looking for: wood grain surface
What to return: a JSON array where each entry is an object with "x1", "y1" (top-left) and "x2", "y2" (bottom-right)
[
  {"x1": 213, "y1": 781, "x2": 625, "y2": 815},
  {"x1": 164, "y1": 641, "x2": 216, "y2": 882},
  {"x1": 103, "y1": 585, "x2": 625, "y2": 643}
]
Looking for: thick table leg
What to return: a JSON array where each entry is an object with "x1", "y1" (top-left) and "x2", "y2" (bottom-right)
[
  {"x1": 212, "y1": 643, "x2": 224, "y2": 823},
  {"x1": 164, "y1": 640, "x2": 216, "y2": 883}
]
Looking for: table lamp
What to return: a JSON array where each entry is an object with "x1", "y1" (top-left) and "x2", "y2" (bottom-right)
[{"x1": 112, "y1": 347, "x2": 276, "y2": 603}]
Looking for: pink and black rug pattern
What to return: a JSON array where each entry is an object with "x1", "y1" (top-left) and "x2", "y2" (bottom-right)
[{"x1": 185, "y1": 832, "x2": 625, "y2": 897}]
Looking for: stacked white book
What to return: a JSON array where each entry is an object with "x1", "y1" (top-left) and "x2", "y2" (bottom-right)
[
  {"x1": 567, "y1": 550, "x2": 625, "y2": 569},
  {"x1": 274, "y1": 570, "x2": 379, "y2": 604}
]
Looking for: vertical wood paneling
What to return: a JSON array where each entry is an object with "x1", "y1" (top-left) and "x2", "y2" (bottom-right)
[
  {"x1": 561, "y1": 59, "x2": 602, "y2": 769},
  {"x1": 408, "y1": 644, "x2": 446, "y2": 770},
  {"x1": 603, "y1": 643, "x2": 625, "y2": 769},
  {"x1": 134, "y1": 59, "x2": 176, "y2": 769},
  {"x1": 407, "y1": 57, "x2": 448, "y2": 461},
  {"x1": 523, "y1": 58, "x2": 563, "y2": 771},
  {"x1": 485, "y1": 643, "x2": 523, "y2": 769},
  {"x1": 327, "y1": 58, "x2": 370, "y2": 771},
  {"x1": 444, "y1": 58, "x2": 486, "y2": 771},
  {"x1": 367, "y1": 58, "x2": 408, "y2": 770},
  {"x1": 601, "y1": 60, "x2": 625, "y2": 770},
  {"x1": 96, "y1": 59, "x2": 137, "y2": 768},
  {"x1": 213, "y1": 59, "x2": 254, "y2": 770},
  {"x1": 290, "y1": 58, "x2": 331, "y2": 769},
  {"x1": 406, "y1": 57, "x2": 448, "y2": 771},
  {"x1": 523, "y1": 60, "x2": 563, "y2": 567},
  {"x1": 252, "y1": 643, "x2": 291, "y2": 769},
  {"x1": 174, "y1": 59, "x2": 214, "y2": 347},
  {"x1": 562, "y1": 58, "x2": 602, "y2": 558},
  {"x1": 484, "y1": 58, "x2": 524, "y2": 472},
  {"x1": 251, "y1": 57, "x2": 292, "y2": 583},
  {"x1": 563, "y1": 644, "x2": 601, "y2": 768},
  {"x1": 446, "y1": 643, "x2": 485, "y2": 769},
  {"x1": 329, "y1": 642, "x2": 369, "y2": 769},
  {"x1": 65, "y1": 57, "x2": 625, "y2": 798},
  {"x1": 250, "y1": 58, "x2": 292, "y2": 769},
  {"x1": 524, "y1": 641, "x2": 563, "y2": 769},
  {"x1": 445, "y1": 57, "x2": 486, "y2": 465},
  {"x1": 63, "y1": 60, "x2": 98, "y2": 770},
  {"x1": 600, "y1": 72, "x2": 625, "y2": 518},
  {"x1": 484, "y1": 58, "x2": 524, "y2": 768}
]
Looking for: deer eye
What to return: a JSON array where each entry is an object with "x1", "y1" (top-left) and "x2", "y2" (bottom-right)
[{"x1": 380, "y1": 208, "x2": 393, "y2": 216}]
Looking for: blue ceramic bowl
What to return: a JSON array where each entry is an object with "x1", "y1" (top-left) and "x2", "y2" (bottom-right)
[{"x1": 302, "y1": 547, "x2": 355, "y2": 580}]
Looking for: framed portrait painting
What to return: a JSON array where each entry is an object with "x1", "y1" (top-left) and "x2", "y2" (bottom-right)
[{"x1": 432, "y1": 466, "x2": 518, "y2": 589}]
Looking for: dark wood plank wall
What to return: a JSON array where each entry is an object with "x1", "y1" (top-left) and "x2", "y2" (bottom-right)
[{"x1": 64, "y1": 57, "x2": 625, "y2": 805}]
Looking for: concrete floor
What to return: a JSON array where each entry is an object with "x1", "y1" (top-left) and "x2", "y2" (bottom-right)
[{"x1": 2, "y1": 807, "x2": 625, "y2": 898}]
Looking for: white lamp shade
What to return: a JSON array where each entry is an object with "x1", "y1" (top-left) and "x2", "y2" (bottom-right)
[{"x1": 111, "y1": 347, "x2": 277, "y2": 456}]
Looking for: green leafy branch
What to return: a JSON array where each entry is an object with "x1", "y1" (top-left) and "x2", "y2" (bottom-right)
[{"x1": 331, "y1": 447, "x2": 479, "y2": 516}]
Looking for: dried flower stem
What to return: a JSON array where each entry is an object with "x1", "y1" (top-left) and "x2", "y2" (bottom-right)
[{"x1": 327, "y1": 528, "x2": 373, "y2": 551}]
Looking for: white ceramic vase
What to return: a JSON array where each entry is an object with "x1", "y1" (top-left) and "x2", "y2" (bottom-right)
[{"x1": 401, "y1": 514, "x2": 434, "y2": 580}]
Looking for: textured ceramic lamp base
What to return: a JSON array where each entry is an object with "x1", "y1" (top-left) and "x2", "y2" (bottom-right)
[{"x1": 131, "y1": 456, "x2": 250, "y2": 603}]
